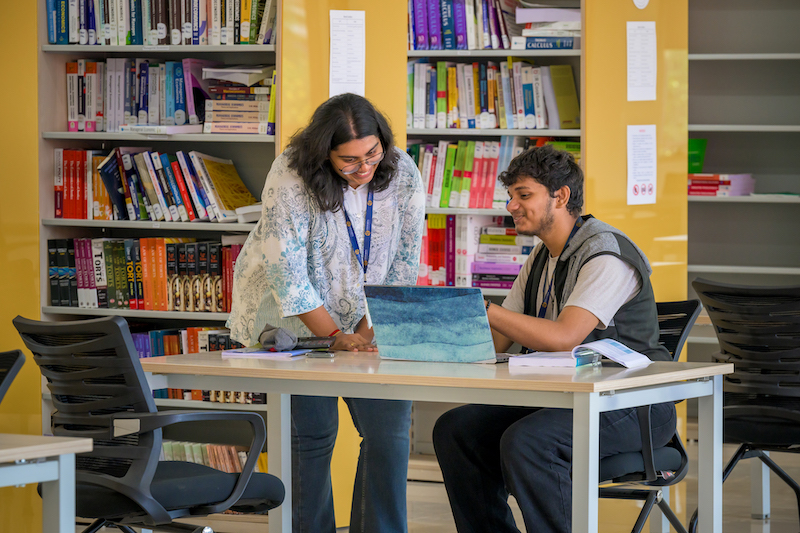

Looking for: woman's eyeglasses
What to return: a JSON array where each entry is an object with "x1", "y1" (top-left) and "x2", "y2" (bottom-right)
[{"x1": 337, "y1": 152, "x2": 385, "y2": 175}]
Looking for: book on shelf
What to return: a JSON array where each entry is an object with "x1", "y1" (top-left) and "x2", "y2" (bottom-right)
[
  {"x1": 119, "y1": 124, "x2": 203, "y2": 134},
  {"x1": 202, "y1": 65, "x2": 275, "y2": 86},
  {"x1": 514, "y1": 7, "x2": 581, "y2": 24},
  {"x1": 687, "y1": 173, "x2": 754, "y2": 196},
  {"x1": 510, "y1": 36, "x2": 577, "y2": 50},
  {"x1": 509, "y1": 339, "x2": 652, "y2": 369},
  {"x1": 188, "y1": 151, "x2": 258, "y2": 221}
]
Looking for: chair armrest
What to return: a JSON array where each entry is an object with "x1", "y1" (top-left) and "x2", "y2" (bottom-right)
[
  {"x1": 112, "y1": 410, "x2": 266, "y2": 515},
  {"x1": 636, "y1": 405, "x2": 658, "y2": 482}
]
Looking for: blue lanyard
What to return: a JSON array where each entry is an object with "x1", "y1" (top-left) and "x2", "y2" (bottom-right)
[
  {"x1": 343, "y1": 189, "x2": 374, "y2": 283},
  {"x1": 537, "y1": 217, "x2": 584, "y2": 319}
]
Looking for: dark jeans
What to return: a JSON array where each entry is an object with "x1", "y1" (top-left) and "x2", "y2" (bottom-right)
[
  {"x1": 432, "y1": 403, "x2": 677, "y2": 533},
  {"x1": 291, "y1": 395, "x2": 412, "y2": 533}
]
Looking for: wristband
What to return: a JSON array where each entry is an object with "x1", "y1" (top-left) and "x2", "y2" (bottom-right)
[
  {"x1": 485, "y1": 300, "x2": 491, "y2": 311},
  {"x1": 329, "y1": 328, "x2": 342, "y2": 337}
]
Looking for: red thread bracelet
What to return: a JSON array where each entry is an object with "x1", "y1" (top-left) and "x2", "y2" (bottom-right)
[{"x1": 329, "y1": 329, "x2": 341, "y2": 337}]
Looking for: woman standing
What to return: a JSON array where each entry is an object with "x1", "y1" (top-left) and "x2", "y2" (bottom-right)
[{"x1": 227, "y1": 93, "x2": 425, "y2": 532}]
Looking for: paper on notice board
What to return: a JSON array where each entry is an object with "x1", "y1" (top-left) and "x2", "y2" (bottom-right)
[
  {"x1": 627, "y1": 125, "x2": 657, "y2": 205},
  {"x1": 627, "y1": 21, "x2": 657, "y2": 101},
  {"x1": 330, "y1": 10, "x2": 366, "y2": 98}
]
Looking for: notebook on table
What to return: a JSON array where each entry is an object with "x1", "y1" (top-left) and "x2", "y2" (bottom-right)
[{"x1": 364, "y1": 285, "x2": 504, "y2": 364}]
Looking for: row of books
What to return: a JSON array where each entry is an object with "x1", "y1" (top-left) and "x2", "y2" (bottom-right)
[
  {"x1": 46, "y1": 236, "x2": 246, "y2": 313},
  {"x1": 408, "y1": 0, "x2": 521, "y2": 51},
  {"x1": 408, "y1": 136, "x2": 580, "y2": 210},
  {"x1": 131, "y1": 326, "x2": 244, "y2": 358},
  {"x1": 54, "y1": 147, "x2": 258, "y2": 223},
  {"x1": 159, "y1": 440, "x2": 268, "y2": 476},
  {"x1": 66, "y1": 58, "x2": 275, "y2": 134},
  {"x1": 417, "y1": 215, "x2": 537, "y2": 288},
  {"x1": 687, "y1": 173, "x2": 755, "y2": 197},
  {"x1": 408, "y1": 59, "x2": 579, "y2": 131},
  {"x1": 46, "y1": 0, "x2": 277, "y2": 46}
]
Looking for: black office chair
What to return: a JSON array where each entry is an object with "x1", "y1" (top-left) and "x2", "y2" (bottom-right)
[
  {"x1": 599, "y1": 299, "x2": 703, "y2": 533},
  {"x1": 0, "y1": 349, "x2": 26, "y2": 404},
  {"x1": 689, "y1": 278, "x2": 800, "y2": 532},
  {"x1": 12, "y1": 315, "x2": 285, "y2": 533}
]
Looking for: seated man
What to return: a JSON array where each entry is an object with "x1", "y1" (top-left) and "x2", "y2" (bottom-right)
[{"x1": 432, "y1": 145, "x2": 676, "y2": 533}]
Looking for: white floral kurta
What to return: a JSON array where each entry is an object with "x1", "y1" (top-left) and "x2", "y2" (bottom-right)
[{"x1": 227, "y1": 147, "x2": 425, "y2": 346}]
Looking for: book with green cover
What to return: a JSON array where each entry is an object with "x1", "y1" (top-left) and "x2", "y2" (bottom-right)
[
  {"x1": 436, "y1": 61, "x2": 448, "y2": 128},
  {"x1": 439, "y1": 143, "x2": 459, "y2": 208},
  {"x1": 449, "y1": 140, "x2": 468, "y2": 207},
  {"x1": 458, "y1": 141, "x2": 476, "y2": 208},
  {"x1": 549, "y1": 64, "x2": 580, "y2": 129}
]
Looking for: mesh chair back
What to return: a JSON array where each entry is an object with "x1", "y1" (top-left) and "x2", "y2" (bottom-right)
[
  {"x1": 692, "y1": 278, "x2": 800, "y2": 397},
  {"x1": 656, "y1": 300, "x2": 702, "y2": 362},
  {"x1": 12, "y1": 315, "x2": 161, "y2": 492},
  {"x1": 0, "y1": 350, "x2": 26, "y2": 405}
]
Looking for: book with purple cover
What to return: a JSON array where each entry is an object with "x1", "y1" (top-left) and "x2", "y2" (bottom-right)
[
  {"x1": 452, "y1": 0, "x2": 468, "y2": 50},
  {"x1": 427, "y1": 0, "x2": 442, "y2": 49},
  {"x1": 413, "y1": 0, "x2": 429, "y2": 50}
]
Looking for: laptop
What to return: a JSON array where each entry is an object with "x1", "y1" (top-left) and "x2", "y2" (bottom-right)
[{"x1": 364, "y1": 285, "x2": 507, "y2": 364}]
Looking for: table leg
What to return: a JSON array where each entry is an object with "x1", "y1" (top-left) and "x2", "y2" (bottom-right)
[
  {"x1": 41, "y1": 453, "x2": 75, "y2": 533},
  {"x1": 697, "y1": 375, "x2": 722, "y2": 533},
  {"x1": 572, "y1": 392, "x2": 600, "y2": 533},
  {"x1": 268, "y1": 392, "x2": 292, "y2": 533}
]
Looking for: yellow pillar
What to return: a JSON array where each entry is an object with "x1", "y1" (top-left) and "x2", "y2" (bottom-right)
[
  {"x1": 280, "y1": 1, "x2": 408, "y2": 526},
  {"x1": 584, "y1": 1, "x2": 688, "y2": 529},
  {"x1": 0, "y1": 1, "x2": 43, "y2": 532}
]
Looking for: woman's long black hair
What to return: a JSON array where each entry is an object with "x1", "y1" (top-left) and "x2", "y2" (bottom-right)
[{"x1": 285, "y1": 93, "x2": 400, "y2": 212}]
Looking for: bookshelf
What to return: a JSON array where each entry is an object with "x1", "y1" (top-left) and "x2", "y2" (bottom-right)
[
  {"x1": 686, "y1": 0, "x2": 800, "y2": 300},
  {"x1": 34, "y1": 3, "x2": 282, "y2": 528},
  {"x1": 685, "y1": 0, "x2": 800, "y2": 386},
  {"x1": 405, "y1": 6, "x2": 584, "y2": 456}
]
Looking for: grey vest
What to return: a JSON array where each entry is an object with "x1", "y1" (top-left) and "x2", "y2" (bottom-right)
[{"x1": 523, "y1": 215, "x2": 670, "y2": 362}]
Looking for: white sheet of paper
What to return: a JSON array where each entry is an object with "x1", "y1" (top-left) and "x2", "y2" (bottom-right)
[
  {"x1": 627, "y1": 21, "x2": 657, "y2": 101},
  {"x1": 627, "y1": 125, "x2": 657, "y2": 205},
  {"x1": 329, "y1": 10, "x2": 366, "y2": 98}
]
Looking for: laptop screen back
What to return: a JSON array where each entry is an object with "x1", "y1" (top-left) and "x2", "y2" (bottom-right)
[{"x1": 364, "y1": 285, "x2": 496, "y2": 363}]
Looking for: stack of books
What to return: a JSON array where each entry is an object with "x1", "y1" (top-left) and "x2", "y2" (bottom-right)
[
  {"x1": 46, "y1": 0, "x2": 278, "y2": 46},
  {"x1": 407, "y1": 59, "x2": 580, "y2": 131},
  {"x1": 512, "y1": 6, "x2": 581, "y2": 50},
  {"x1": 471, "y1": 226, "x2": 534, "y2": 289},
  {"x1": 202, "y1": 65, "x2": 277, "y2": 134},
  {"x1": 687, "y1": 173, "x2": 755, "y2": 197}
]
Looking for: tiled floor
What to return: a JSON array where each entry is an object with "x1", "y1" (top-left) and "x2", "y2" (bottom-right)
[{"x1": 76, "y1": 438, "x2": 800, "y2": 533}]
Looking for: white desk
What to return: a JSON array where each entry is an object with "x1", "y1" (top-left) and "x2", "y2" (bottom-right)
[
  {"x1": 0, "y1": 433, "x2": 93, "y2": 533},
  {"x1": 141, "y1": 353, "x2": 732, "y2": 533}
]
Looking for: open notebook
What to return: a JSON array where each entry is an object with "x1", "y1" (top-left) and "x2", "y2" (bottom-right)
[{"x1": 364, "y1": 285, "x2": 502, "y2": 364}]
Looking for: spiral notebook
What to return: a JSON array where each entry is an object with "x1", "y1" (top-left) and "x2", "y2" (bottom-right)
[{"x1": 364, "y1": 285, "x2": 502, "y2": 364}]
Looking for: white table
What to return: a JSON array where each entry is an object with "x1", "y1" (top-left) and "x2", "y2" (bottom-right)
[
  {"x1": 142, "y1": 353, "x2": 732, "y2": 533},
  {"x1": 0, "y1": 433, "x2": 93, "y2": 533}
]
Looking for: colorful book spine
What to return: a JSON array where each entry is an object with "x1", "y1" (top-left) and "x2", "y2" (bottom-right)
[
  {"x1": 511, "y1": 36, "x2": 575, "y2": 50},
  {"x1": 440, "y1": 0, "x2": 455, "y2": 50},
  {"x1": 427, "y1": 0, "x2": 442, "y2": 50},
  {"x1": 413, "y1": 0, "x2": 428, "y2": 50},
  {"x1": 452, "y1": 0, "x2": 467, "y2": 50}
]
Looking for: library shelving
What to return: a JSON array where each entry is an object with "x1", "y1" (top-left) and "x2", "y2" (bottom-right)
[
  {"x1": 405, "y1": 5, "x2": 584, "y2": 459},
  {"x1": 685, "y1": 1, "x2": 800, "y2": 385},
  {"x1": 35, "y1": 3, "x2": 282, "y2": 529}
]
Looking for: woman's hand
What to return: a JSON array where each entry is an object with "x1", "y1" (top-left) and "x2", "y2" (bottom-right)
[{"x1": 332, "y1": 332, "x2": 377, "y2": 352}]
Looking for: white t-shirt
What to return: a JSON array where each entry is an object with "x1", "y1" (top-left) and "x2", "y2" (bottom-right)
[{"x1": 502, "y1": 252, "x2": 642, "y2": 329}]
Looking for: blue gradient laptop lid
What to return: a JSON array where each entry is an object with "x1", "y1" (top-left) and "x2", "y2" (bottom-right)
[{"x1": 364, "y1": 285, "x2": 497, "y2": 363}]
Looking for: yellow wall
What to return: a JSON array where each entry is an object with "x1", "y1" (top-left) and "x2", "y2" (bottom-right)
[
  {"x1": 280, "y1": 1, "x2": 408, "y2": 526},
  {"x1": 584, "y1": 1, "x2": 688, "y2": 529},
  {"x1": 584, "y1": 0, "x2": 688, "y2": 304},
  {"x1": 0, "y1": 1, "x2": 43, "y2": 532}
]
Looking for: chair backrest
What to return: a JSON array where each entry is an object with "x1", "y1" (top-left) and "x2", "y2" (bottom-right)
[
  {"x1": 12, "y1": 315, "x2": 162, "y2": 505},
  {"x1": 692, "y1": 278, "x2": 800, "y2": 398},
  {"x1": 0, "y1": 349, "x2": 26, "y2": 405},
  {"x1": 656, "y1": 300, "x2": 703, "y2": 362}
]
